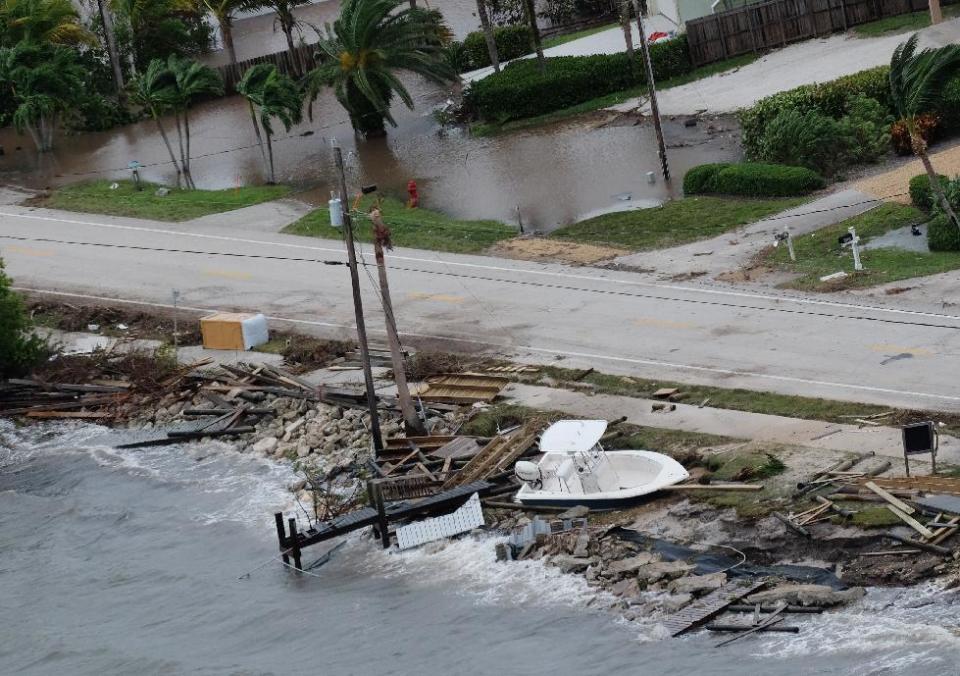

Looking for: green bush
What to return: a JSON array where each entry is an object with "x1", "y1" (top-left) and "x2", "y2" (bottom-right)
[
  {"x1": 463, "y1": 25, "x2": 533, "y2": 70},
  {"x1": 682, "y1": 163, "x2": 730, "y2": 194},
  {"x1": 910, "y1": 173, "x2": 948, "y2": 211},
  {"x1": 739, "y1": 66, "x2": 890, "y2": 158},
  {"x1": 928, "y1": 214, "x2": 960, "y2": 251},
  {"x1": 684, "y1": 162, "x2": 824, "y2": 197},
  {"x1": 841, "y1": 95, "x2": 892, "y2": 164},
  {"x1": 759, "y1": 108, "x2": 853, "y2": 177},
  {"x1": 445, "y1": 40, "x2": 470, "y2": 74},
  {"x1": 469, "y1": 36, "x2": 691, "y2": 122},
  {"x1": 0, "y1": 257, "x2": 49, "y2": 378}
]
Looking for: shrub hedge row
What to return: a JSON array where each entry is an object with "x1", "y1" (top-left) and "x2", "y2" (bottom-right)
[
  {"x1": 461, "y1": 26, "x2": 534, "y2": 71},
  {"x1": 928, "y1": 214, "x2": 960, "y2": 251},
  {"x1": 468, "y1": 36, "x2": 691, "y2": 122},
  {"x1": 909, "y1": 173, "x2": 948, "y2": 211},
  {"x1": 683, "y1": 162, "x2": 825, "y2": 197}
]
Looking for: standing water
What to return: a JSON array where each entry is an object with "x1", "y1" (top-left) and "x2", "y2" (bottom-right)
[{"x1": 3, "y1": 421, "x2": 960, "y2": 675}]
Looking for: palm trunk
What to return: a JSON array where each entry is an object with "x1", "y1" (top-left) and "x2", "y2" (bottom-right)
[
  {"x1": 265, "y1": 130, "x2": 276, "y2": 184},
  {"x1": 620, "y1": 0, "x2": 635, "y2": 72},
  {"x1": 919, "y1": 146, "x2": 960, "y2": 234},
  {"x1": 96, "y1": 0, "x2": 125, "y2": 101},
  {"x1": 153, "y1": 111, "x2": 183, "y2": 188},
  {"x1": 476, "y1": 0, "x2": 500, "y2": 73},
  {"x1": 522, "y1": 0, "x2": 545, "y2": 72},
  {"x1": 221, "y1": 17, "x2": 238, "y2": 66},
  {"x1": 174, "y1": 112, "x2": 192, "y2": 189},
  {"x1": 930, "y1": 0, "x2": 944, "y2": 24},
  {"x1": 247, "y1": 101, "x2": 269, "y2": 175},
  {"x1": 25, "y1": 121, "x2": 42, "y2": 153},
  {"x1": 282, "y1": 22, "x2": 301, "y2": 77},
  {"x1": 185, "y1": 111, "x2": 194, "y2": 188}
]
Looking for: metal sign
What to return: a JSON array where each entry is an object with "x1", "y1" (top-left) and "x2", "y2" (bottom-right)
[{"x1": 902, "y1": 421, "x2": 937, "y2": 476}]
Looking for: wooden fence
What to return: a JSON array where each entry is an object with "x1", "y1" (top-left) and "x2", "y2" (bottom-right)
[
  {"x1": 214, "y1": 42, "x2": 321, "y2": 93},
  {"x1": 686, "y1": 0, "x2": 957, "y2": 67}
]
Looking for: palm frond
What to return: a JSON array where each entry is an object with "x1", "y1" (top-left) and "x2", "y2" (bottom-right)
[{"x1": 889, "y1": 33, "x2": 960, "y2": 119}]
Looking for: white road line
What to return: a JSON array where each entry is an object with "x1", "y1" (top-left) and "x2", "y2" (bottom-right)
[
  {"x1": 17, "y1": 286, "x2": 960, "y2": 406},
  {"x1": 5, "y1": 208, "x2": 960, "y2": 322}
]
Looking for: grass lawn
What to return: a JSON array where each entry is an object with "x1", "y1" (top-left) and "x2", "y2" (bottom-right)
[
  {"x1": 470, "y1": 53, "x2": 758, "y2": 137},
  {"x1": 549, "y1": 195, "x2": 805, "y2": 251},
  {"x1": 542, "y1": 22, "x2": 619, "y2": 49},
  {"x1": 854, "y1": 5, "x2": 960, "y2": 37},
  {"x1": 283, "y1": 195, "x2": 516, "y2": 254},
  {"x1": 760, "y1": 202, "x2": 960, "y2": 291},
  {"x1": 34, "y1": 180, "x2": 291, "y2": 222}
]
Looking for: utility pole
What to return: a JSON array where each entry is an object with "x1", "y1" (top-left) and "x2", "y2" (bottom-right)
[
  {"x1": 632, "y1": 0, "x2": 670, "y2": 182},
  {"x1": 333, "y1": 144, "x2": 384, "y2": 453},
  {"x1": 370, "y1": 207, "x2": 426, "y2": 436}
]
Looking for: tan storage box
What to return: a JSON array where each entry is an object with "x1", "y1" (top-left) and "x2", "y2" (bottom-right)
[{"x1": 200, "y1": 312, "x2": 269, "y2": 351}]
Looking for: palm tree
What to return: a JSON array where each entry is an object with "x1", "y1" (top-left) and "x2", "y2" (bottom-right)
[
  {"x1": 201, "y1": 0, "x2": 253, "y2": 65},
  {"x1": 890, "y1": 34, "x2": 960, "y2": 233},
  {"x1": 521, "y1": 0, "x2": 544, "y2": 72},
  {"x1": 94, "y1": 0, "x2": 125, "y2": 99},
  {"x1": 237, "y1": 63, "x2": 302, "y2": 183},
  {"x1": 0, "y1": 41, "x2": 84, "y2": 151},
  {"x1": 167, "y1": 54, "x2": 224, "y2": 188},
  {"x1": 250, "y1": 0, "x2": 310, "y2": 75},
  {"x1": 0, "y1": 0, "x2": 92, "y2": 46},
  {"x1": 475, "y1": 0, "x2": 500, "y2": 74},
  {"x1": 619, "y1": 0, "x2": 634, "y2": 67},
  {"x1": 303, "y1": 0, "x2": 456, "y2": 137},
  {"x1": 128, "y1": 59, "x2": 183, "y2": 186}
]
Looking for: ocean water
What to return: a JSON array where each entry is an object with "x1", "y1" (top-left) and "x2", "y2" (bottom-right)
[{"x1": 3, "y1": 420, "x2": 960, "y2": 676}]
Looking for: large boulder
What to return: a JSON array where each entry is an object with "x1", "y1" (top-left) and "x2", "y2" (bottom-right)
[
  {"x1": 746, "y1": 584, "x2": 866, "y2": 607},
  {"x1": 253, "y1": 436, "x2": 278, "y2": 455},
  {"x1": 668, "y1": 572, "x2": 727, "y2": 596},
  {"x1": 549, "y1": 555, "x2": 594, "y2": 574},
  {"x1": 605, "y1": 552, "x2": 659, "y2": 577},
  {"x1": 635, "y1": 561, "x2": 696, "y2": 586}
]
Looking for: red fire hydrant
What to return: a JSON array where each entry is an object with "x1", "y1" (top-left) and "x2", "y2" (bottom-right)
[{"x1": 407, "y1": 179, "x2": 419, "y2": 209}]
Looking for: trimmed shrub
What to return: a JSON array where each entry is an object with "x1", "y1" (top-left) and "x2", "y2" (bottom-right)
[
  {"x1": 469, "y1": 36, "x2": 691, "y2": 122},
  {"x1": 891, "y1": 113, "x2": 940, "y2": 155},
  {"x1": 739, "y1": 66, "x2": 890, "y2": 158},
  {"x1": 0, "y1": 257, "x2": 49, "y2": 378},
  {"x1": 841, "y1": 95, "x2": 892, "y2": 164},
  {"x1": 758, "y1": 108, "x2": 853, "y2": 177},
  {"x1": 682, "y1": 163, "x2": 730, "y2": 194},
  {"x1": 684, "y1": 162, "x2": 824, "y2": 197},
  {"x1": 928, "y1": 214, "x2": 960, "y2": 251},
  {"x1": 910, "y1": 173, "x2": 948, "y2": 211},
  {"x1": 463, "y1": 25, "x2": 533, "y2": 70}
]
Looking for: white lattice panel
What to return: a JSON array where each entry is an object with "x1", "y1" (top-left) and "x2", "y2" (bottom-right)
[{"x1": 395, "y1": 493, "x2": 485, "y2": 550}]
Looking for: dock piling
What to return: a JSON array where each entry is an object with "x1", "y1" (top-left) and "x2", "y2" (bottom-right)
[{"x1": 274, "y1": 512, "x2": 290, "y2": 565}]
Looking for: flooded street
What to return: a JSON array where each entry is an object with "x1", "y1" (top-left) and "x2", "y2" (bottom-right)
[{"x1": 0, "y1": 79, "x2": 739, "y2": 232}]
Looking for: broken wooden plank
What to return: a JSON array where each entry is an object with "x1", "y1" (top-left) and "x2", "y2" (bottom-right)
[
  {"x1": 773, "y1": 511, "x2": 811, "y2": 538},
  {"x1": 864, "y1": 481, "x2": 916, "y2": 515},
  {"x1": 663, "y1": 483, "x2": 763, "y2": 492},
  {"x1": 887, "y1": 505, "x2": 935, "y2": 539},
  {"x1": 25, "y1": 411, "x2": 114, "y2": 419},
  {"x1": 886, "y1": 532, "x2": 952, "y2": 556}
]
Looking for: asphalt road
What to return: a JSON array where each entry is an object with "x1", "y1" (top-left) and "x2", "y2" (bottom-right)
[{"x1": 3, "y1": 205, "x2": 960, "y2": 411}]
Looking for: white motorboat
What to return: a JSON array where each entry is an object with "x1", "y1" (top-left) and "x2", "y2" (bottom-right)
[{"x1": 514, "y1": 420, "x2": 690, "y2": 508}]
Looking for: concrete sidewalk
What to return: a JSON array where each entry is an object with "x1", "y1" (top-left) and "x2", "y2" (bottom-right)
[
  {"x1": 504, "y1": 382, "x2": 960, "y2": 464},
  {"x1": 610, "y1": 189, "x2": 880, "y2": 279}
]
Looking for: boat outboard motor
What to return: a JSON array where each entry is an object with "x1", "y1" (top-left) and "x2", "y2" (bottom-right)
[{"x1": 515, "y1": 460, "x2": 542, "y2": 488}]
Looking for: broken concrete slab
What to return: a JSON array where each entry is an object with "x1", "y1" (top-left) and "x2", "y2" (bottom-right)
[
  {"x1": 604, "y1": 552, "x2": 658, "y2": 577},
  {"x1": 668, "y1": 572, "x2": 727, "y2": 596},
  {"x1": 549, "y1": 555, "x2": 594, "y2": 574},
  {"x1": 635, "y1": 561, "x2": 696, "y2": 585}
]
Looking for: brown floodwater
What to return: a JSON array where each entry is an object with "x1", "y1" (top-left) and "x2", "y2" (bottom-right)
[{"x1": 0, "y1": 76, "x2": 741, "y2": 231}]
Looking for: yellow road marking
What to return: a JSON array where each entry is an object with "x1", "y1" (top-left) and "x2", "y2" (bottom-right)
[
  {"x1": 3, "y1": 244, "x2": 54, "y2": 257},
  {"x1": 632, "y1": 317, "x2": 696, "y2": 330},
  {"x1": 869, "y1": 343, "x2": 932, "y2": 357},
  {"x1": 203, "y1": 268, "x2": 253, "y2": 281},
  {"x1": 407, "y1": 292, "x2": 465, "y2": 304}
]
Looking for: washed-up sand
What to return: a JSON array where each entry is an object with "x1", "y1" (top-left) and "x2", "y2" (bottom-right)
[
  {"x1": 856, "y1": 142, "x2": 960, "y2": 203},
  {"x1": 488, "y1": 237, "x2": 629, "y2": 265}
]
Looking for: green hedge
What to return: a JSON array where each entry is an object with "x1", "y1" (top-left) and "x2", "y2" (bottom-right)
[
  {"x1": 739, "y1": 67, "x2": 891, "y2": 158},
  {"x1": 468, "y1": 36, "x2": 691, "y2": 122},
  {"x1": 928, "y1": 214, "x2": 960, "y2": 251},
  {"x1": 683, "y1": 162, "x2": 825, "y2": 197},
  {"x1": 462, "y1": 25, "x2": 533, "y2": 71},
  {"x1": 910, "y1": 173, "x2": 948, "y2": 211}
]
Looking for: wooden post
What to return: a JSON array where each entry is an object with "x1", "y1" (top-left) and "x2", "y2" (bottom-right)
[
  {"x1": 288, "y1": 517, "x2": 302, "y2": 570},
  {"x1": 373, "y1": 482, "x2": 391, "y2": 549},
  {"x1": 838, "y1": 0, "x2": 848, "y2": 31},
  {"x1": 274, "y1": 512, "x2": 290, "y2": 565}
]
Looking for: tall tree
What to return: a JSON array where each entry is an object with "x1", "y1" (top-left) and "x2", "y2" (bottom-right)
[
  {"x1": 521, "y1": 0, "x2": 544, "y2": 72},
  {"x1": 0, "y1": 0, "x2": 92, "y2": 45},
  {"x1": 128, "y1": 58, "x2": 183, "y2": 186},
  {"x1": 475, "y1": 0, "x2": 499, "y2": 74},
  {"x1": 236, "y1": 62, "x2": 302, "y2": 183},
  {"x1": 111, "y1": 0, "x2": 213, "y2": 72},
  {"x1": 930, "y1": 0, "x2": 943, "y2": 25},
  {"x1": 167, "y1": 54, "x2": 224, "y2": 188},
  {"x1": 890, "y1": 34, "x2": 960, "y2": 233},
  {"x1": 201, "y1": 0, "x2": 251, "y2": 65},
  {"x1": 0, "y1": 41, "x2": 85, "y2": 151},
  {"x1": 303, "y1": 0, "x2": 455, "y2": 137},
  {"x1": 94, "y1": 0, "x2": 126, "y2": 99},
  {"x1": 249, "y1": 0, "x2": 309, "y2": 75},
  {"x1": 619, "y1": 0, "x2": 634, "y2": 67}
]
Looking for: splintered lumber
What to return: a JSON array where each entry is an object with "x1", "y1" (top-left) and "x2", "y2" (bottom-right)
[
  {"x1": 726, "y1": 604, "x2": 823, "y2": 614},
  {"x1": 414, "y1": 373, "x2": 508, "y2": 404},
  {"x1": 707, "y1": 624, "x2": 799, "y2": 634},
  {"x1": 886, "y1": 505, "x2": 935, "y2": 538},
  {"x1": 25, "y1": 411, "x2": 114, "y2": 419},
  {"x1": 815, "y1": 495, "x2": 853, "y2": 518},
  {"x1": 860, "y1": 549, "x2": 921, "y2": 557},
  {"x1": 886, "y1": 533, "x2": 952, "y2": 556},
  {"x1": 862, "y1": 476, "x2": 960, "y2": 497},
  {"x1": 863, "y1": 481, "x2": 916, "y2": 514},
  {"x1": 663, "y1": 483, "x2": 763, "y2": 492},
  {"x1": 715, "y1": 605, "x2": 788, "y2": 647},
  {"x1": 774, "y1": 511, "x2": 811, "y2": 538},
  {"x1": 443, "y1": 423, "x2": 540, "y2": 488},
  {"x1": 662, "y1": 579, "x2": 769, "y2": 637},
  {"x1": 929, "y1": 516, "x2": 960, "y2": 545},
  {"x1": 796, "y1": 453, "x2": 873, "y2": 494}
]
